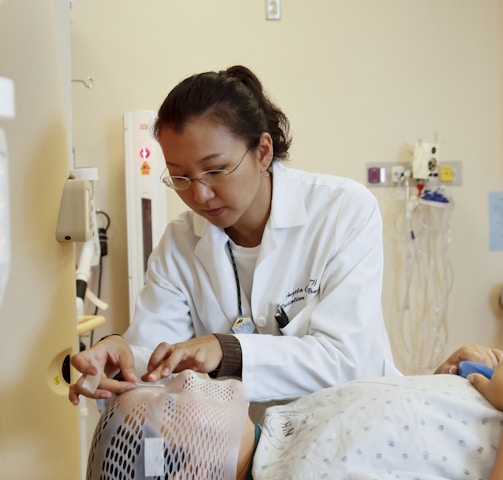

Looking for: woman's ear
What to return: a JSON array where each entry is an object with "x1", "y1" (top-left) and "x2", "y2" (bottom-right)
[{"x1": 257, "y1": 132, "x2": 274, "y2": 172}]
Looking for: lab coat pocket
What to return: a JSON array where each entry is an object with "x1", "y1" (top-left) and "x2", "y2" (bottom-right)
[{"x1": 278, "y1": 300, "x2": 317, "y2": 337}]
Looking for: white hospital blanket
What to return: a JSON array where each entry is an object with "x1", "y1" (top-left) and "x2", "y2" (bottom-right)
[{"x1": 253, "y1": 375, "x2": 503, "y2": 479}]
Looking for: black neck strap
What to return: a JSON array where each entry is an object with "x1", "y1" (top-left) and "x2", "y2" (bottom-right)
[{"x1": 226, "y1": 240, "x2": 243, "y2": 316}]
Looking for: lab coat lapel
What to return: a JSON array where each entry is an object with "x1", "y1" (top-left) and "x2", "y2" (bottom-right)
[
  {"x1": 256, "y1": 162, "x2": 307, "y2": 263},
  {"x1": 252, "y1": 163, "x2": 308, "y2": 312},
  {"x1": 269, "y1": 162, "x2": 307, "y2": 227},
  {"x1": 193, "y1": 217, "x2": 237, "y2": 318}
]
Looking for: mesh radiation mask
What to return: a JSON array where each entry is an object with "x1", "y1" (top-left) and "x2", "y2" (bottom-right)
[{"x1": 86, "y1": 370, "x2": 249, "y2": 480}]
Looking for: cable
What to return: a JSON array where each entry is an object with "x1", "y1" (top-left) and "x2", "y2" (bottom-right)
[{"x1": 88, "y1": 209, "x2": 110, "y2": 346}]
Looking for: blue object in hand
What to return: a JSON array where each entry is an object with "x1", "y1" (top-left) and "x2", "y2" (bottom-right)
[{"x1": 458, "y1": 361, "x2": 494, "y2": 379}]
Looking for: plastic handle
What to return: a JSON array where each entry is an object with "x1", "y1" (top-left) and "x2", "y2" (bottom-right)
[{"x1": 458, "y1": 361, "x2": 494, "y2": 379}]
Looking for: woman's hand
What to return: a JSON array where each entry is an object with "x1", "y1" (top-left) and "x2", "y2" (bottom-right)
[
  {"x1": 469, "y1": 360, "x2": 503, "y2": 411},
  {"x1": 434, "y1": 344, "x2": 503, "y2": 375},
  {"x1": 68, "y1": 335, "x2": 138, "y2": 405},
  {"x1": 142, "y1": 334, "x2": 223, "y2": 382}
]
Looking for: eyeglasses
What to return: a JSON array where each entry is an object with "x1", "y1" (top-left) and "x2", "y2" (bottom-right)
[{"x1": 160, "y1": 147, "x2": 250, "y2": 191}]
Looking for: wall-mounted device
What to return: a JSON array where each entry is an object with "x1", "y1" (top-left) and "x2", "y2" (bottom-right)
[
  {"x1": 56, "y1": 177, "x2": 94, "y2": 242},
  {"x1": 56, "y1": 168, "x2": 104, "y2": 318},
  {"x1": 124, "y1": 111, "x2": 169, "y2": 321},
  {"x1": 412, "y1": 141, "x2": 438, "y2": 180},
  {"x1": 366, "y1": 139, "x2": 462, "y2": 188}
]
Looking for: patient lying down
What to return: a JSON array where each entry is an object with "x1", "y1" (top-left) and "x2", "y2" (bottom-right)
[{"x1": 86, "y1": 345, "x2": 503, "y2": 480}]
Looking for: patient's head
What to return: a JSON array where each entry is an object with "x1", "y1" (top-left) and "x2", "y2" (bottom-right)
[{"x1": 87, "y1": 370, "x2": 253, "y2": 480}]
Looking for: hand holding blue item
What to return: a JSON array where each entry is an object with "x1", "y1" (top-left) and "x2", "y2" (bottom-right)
[{"x1": 458, "y1": 361, "x2": 494, "y2": 379}]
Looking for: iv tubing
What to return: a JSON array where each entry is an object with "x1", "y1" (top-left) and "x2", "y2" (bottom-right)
[{"x1": 391, "y1": 176, "x2": 453, "y2": 374}]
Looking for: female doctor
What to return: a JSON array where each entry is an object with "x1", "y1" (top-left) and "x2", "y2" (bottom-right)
[{"x1": 69, "y1": 65, "x2": 397, "y2": 415}]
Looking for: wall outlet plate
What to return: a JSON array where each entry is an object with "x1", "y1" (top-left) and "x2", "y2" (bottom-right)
[
  {"x1": 366, "y1": 161, "x2": 462, "y2": 187},
  {"x1": 266, "y1": 0, "x2": 281, "y2": 20}
]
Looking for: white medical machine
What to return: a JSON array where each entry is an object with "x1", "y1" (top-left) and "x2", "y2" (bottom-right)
[
  {"x1": 124, "y1": 111, "x2": 169, "y2": 321},
  {"x1": 0, "y1": 76, "x2": 15, "y2": 305},
  {"x1": 55, "y1": 166, "x2": 107, "y2": 324}
]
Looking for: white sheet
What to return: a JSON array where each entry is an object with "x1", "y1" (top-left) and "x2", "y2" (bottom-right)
[{"x1": 253, "y1": 375, "x2": 503, "y2": 479}]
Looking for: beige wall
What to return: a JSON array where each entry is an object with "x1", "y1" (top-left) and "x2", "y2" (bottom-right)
[
  {"x1": 72, "y1": 0, "x2": 503, "y2": 371},
  {"x1": 0, "y1": 0, "x2": 81, "y2": 478}
]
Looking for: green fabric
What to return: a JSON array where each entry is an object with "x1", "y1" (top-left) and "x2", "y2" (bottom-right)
[{"x1": 246, "y1": 424, "x2": 262, "y2": 480}]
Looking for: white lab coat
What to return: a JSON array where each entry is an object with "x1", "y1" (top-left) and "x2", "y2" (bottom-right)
[{"x1": 125, "y1": 161, "x2": 398, "y2": 403}]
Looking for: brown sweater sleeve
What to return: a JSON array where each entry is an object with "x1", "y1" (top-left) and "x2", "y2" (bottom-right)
[{"x1": 209, "y1": 333, "x2": 242, "y2": 379}]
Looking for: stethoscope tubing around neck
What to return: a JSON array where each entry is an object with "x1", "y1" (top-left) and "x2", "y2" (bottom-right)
[{"x1": 226, "y1": 239, "x2": 243, "y2": 317}]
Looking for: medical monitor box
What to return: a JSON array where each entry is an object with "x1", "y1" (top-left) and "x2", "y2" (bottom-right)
[{"x1": 124, "y1": 111, "x2": 169, "y2": 321}]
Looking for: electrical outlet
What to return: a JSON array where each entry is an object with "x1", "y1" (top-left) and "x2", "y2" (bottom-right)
[
  {"x1": 437, "y1": 161, "x2": 462, "y2": 185},
  {"x1": 439, "y1": 165, "x2": 453, "y2": 182},
  {"x1": 266, "y1": 0, "x2": 281, "y2": 20},
  {"x1": 391, "y1": 165, "x2": 405, "y2": 183}
]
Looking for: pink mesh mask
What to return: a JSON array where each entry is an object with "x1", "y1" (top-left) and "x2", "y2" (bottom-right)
[{"x1": 87, "y1": 370, "x2": 249, "y2": 479}]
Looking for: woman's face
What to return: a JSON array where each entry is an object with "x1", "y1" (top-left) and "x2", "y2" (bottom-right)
[{"x1": 157, "y1": 116, "x2": 273, "y2": 236}]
